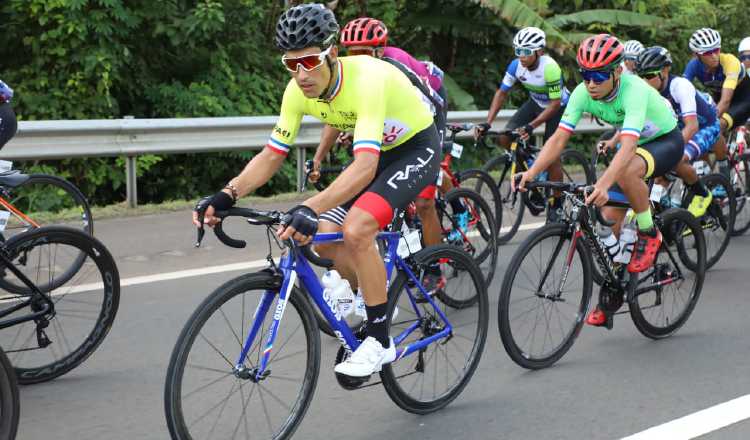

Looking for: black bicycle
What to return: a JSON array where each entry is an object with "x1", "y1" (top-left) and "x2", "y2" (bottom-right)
[
  {"x1": 479, "y1": 129, "x2": 593, "y2": 243},
  {"x1": 0, "y1": 346, "x2": 19, "y2": 440},
  {"x1": 498, "y1": 180, "x2": 706, "y2": 370},
  {"x1": 0, "y1": 226, "x2": 119, "y2": 384}
]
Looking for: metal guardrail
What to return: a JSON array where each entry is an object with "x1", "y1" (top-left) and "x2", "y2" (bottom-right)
[{"x1": 3, "y1": 110, "x2": 611, "y2": 207}]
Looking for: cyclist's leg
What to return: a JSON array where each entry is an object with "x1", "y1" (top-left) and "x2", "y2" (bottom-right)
[
  {"x1": 0, "y1": 103, "x2": 18, "y2": 149},
  {"x1": 682, "y1": 121, "x2": 720, "y2": 216},
  {"x1": 718, "y1": 80, "x2": 750, "y2": 174},
  {"x1": 336, "y1": 126, "x2": 440, "y2": 377},
  {"x1": 313, "y1": 215, "x2": 359, "y2": 287},
  {"x1": 414, "y1": 186, "x2": 442, "y2": 246},
  {"x1": 617, "y1": 128, "x2": 684, "y2": 272}
]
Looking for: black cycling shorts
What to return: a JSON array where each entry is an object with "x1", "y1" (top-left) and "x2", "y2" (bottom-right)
[
  {"x1": 320, "y1": 124, "x2": 441, "y2": 228},
  {"x1": 607, "y1": 127, "x2": 684, "y2": 205},
  {"x1": 721, "y1": 78, "x2": 750, "y2": 130},
  {"x1": 506, "y1": 99, "x2": 564, "y2": 142},
  {"x1": 0, "y1": 103, "x2": 17, "y2": 149}
]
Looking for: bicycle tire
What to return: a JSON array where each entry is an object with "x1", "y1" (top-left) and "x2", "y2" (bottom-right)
[
  {"x1": 697, "y1": 173, "x2": 735, "y2": 269},
  {"x1": 0, "y1": 174, "x2": 93, "y2": 294},
  {"x1": 498, "y1": 223, "x2": 593, "y2": 370},
  {"x1": 560, "y1": 149, "x2": 595, "y2": 185},
  {"x1": 440, "y1": 187, "x2": 498, "y2": 291},
  {"x1": 0, "y1": 226, "x2": 119, "y2": 384},
  {"x1": 0, "y1": 347, "x2": 19, "y2": 440},
  {"x1": 457, "y1": 168, "x2": 503, "y2": 240},
  {"x1": 482, "y1": 154, "x2": 525, "y2": 243},
  {"x1": 380, "y1": 245, "x2": 488, "y2": 414},
  {"x1": 731, "y1": 156, "x2": 750, "y2": 235},
  {"x1": 165, "y1": 272, "x2": 321, "y2": 440},
  {"x1": 628, "y1": 208, "x2": 705, "y2": 339}
]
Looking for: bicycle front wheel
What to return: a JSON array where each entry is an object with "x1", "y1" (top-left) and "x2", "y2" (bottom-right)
[
  {"x1": 0, "y1": 174, "x2": 93, "y2": 293},
  {"x1": 498, "y1": 223, "x2": 593, "y2": 369},
  {"x1": 628, "y1": 208, "x2": 705, "y2": 339},
  {"x1": 380, "y1": 245, "x2": 488, "y2": 414},
  {"x1": 165, "y1": 272, "x2": 320, "y2": 440},
  {"x1": 0, "y1": 347, "x2": 19, "y2": 440},
  {"x1": 0, "y1": 226, "x2": 119, "y2": 384}
]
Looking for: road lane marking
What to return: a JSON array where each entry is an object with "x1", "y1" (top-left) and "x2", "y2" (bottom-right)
[{"x1": 621, "y1": 394, "x2": 750, "y2": 440}]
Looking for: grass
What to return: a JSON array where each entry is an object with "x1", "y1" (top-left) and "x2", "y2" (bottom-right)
[{"x1": 4, "y1": 190, "x2": 316, "y2": 226}]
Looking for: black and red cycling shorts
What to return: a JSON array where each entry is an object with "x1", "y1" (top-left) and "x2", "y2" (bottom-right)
[{"x1": 320, "y1": 124, "x2": 441, "y2": 228}]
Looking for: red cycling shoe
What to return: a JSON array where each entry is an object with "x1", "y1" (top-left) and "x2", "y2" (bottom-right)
[{"x1": 627, "y1": 229, "x2": 662, "y2": 273}]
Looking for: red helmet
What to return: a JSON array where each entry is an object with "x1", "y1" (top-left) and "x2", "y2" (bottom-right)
[
  {"x1": 340, "y1": 17, "x2": 388, "y2": 47},
  {"x1": 577, "y1": 34, "x2": 624, "y2": 71}
]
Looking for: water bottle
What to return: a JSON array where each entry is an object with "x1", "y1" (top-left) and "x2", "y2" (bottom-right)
[
  {"x1": 614, "y1": 222, "x2": 637, "y2": 264},
  {"x1": 597, "y1": 225, "x2": 620, "y2": 259},
  {"x1": 353, "y1": 289, "x2": 367, "y2": 318},
  {"x1": 321, "y1": 270, "x2": 354, "y2": 318}
]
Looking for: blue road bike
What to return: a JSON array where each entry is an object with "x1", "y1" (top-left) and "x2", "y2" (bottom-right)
[{"x1": 165, "y1": 207, "x2": 488, "y2": 439}]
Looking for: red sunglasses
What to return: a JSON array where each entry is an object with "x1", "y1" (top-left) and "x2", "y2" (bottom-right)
[{"x1": 281, "y1": 46, "x2": 332, "y2": 73}]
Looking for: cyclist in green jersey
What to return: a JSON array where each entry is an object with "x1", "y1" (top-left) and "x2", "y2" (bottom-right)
[
  {"x1": 192, "y1": 4, "x2": 440, "y2": 378},
  {"x1": 514, "y1": 34, "x2": 683, "y2": 327}
]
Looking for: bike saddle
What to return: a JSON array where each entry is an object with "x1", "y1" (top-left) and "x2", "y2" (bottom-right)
[{"x1": 0, "y1": 170, "x2": 30, "y2": 188}]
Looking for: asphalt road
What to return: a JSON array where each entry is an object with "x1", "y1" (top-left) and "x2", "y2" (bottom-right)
[{"x1": 9, "y1": 202, "x2": 750, "y2": 440}]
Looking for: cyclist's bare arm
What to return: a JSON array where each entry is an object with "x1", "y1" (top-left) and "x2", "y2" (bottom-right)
[
  {"x1": 314, "y1": 125, "x2": 341, "y2": 166},
  {"x1": 229, "y1": 149, "x2": 286, "y2": 198},
  {"x1": 525, "y1": 128, "x2": 573, "y2": 178},
  {"x1": 716, "y1": 87, "x2": 735, "y2": 118},
  {"x1": 681, "y1": 115, "x2": 699, "y2": 144},
  {"x1": 304, "y1": 152, "x2": 379, "y2": 214},
  {"x1": 528, "y1": 98, "x2": 561, "y2": 130},
  {"x1": 477, "y1": 88, "x2": 509, "y2": 137}
]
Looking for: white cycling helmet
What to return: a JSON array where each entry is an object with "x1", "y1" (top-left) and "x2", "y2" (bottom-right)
[
  {"x1": 513, "y1": 27, "x2": 546, "y2": 50},
  {"x1": 689, "y1": 28, "x2": 721, "y2": 53},
  {"x1": 739, "y1": 37, "x2": 750, "y2": 53},
  {"x1": 623, "y1": 40, "x2": 644, "y2": 58}
]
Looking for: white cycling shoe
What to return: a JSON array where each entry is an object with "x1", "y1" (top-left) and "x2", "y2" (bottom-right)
[{"x1": 334, "y1": 336, "x2": 396, "y2": 377}]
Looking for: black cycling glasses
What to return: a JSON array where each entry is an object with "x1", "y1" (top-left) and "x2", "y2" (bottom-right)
[
  {"x1": 580, "y1": 69, "x2": 612, "y2": 84},
  {"x1": 740, "y1": 54, "x2": 750, "y2": 62},
  {"x1": 640, "y1": 70, "x2": 662, "y2": 80}
]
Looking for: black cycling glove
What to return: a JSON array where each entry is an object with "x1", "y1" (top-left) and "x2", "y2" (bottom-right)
[
  {"x1": 477, "y1": 122, "x2": 491, "y2": 133},
  {"x1": 281, "y1": 205, "x2": 319, "y2": 237},
  {"x1": 195, "y1": 191, "x2": 235, "y2": 214},
  {"x1": 522, "y1": 124, "x2": 535, "y2": 136}
]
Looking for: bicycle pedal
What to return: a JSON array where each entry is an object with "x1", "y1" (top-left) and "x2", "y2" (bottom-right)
[{"x1": 334, "y1": 372, "x2": 371, "y2": 390}]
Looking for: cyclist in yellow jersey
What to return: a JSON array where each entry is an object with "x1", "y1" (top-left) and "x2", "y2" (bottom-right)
[
  {"x1": 192, "y1": 4, "x2": 440, "y2": 379},
  {"x1": 684, "y1": 29, "x2": 750, "y2": 179}
]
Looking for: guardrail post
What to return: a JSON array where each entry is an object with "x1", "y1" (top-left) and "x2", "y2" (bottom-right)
[
  {"x1": 126, "y1": 155, "x2": 138, "y2": 208},
  {"x1": 535, "y1": 133, "x2": 544, "y2": 149},
  {"x1": 296, "y1": 146, "x2": 306, "y2": 192}
]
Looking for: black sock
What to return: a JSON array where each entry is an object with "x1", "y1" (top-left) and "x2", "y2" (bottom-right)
[
  {"x1": 688, "y1": 180, "x2": 709, "y2": 197},
  {"x1": 365, "y1": 302, "x2": 390, "y2": 347},
  {"x1": 449, "y1": 199, "x2": 466, "y2": 214}
]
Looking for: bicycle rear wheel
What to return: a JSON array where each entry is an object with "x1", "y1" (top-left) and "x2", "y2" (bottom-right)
[
  {"x1": 730, "y1": 155, "x2": 750, "y2": 235},
  {"x1": 380, "y1": 245, "x2": 488, "y2": 414},
  {"x1": 439, "y1": 188, "x2": 498, "y2": 290},
  {"x1": 483, "y1": 154, "x2": 524, "y2": 243},
  {"x1": 498, "y1": 223, "x2": 593, "y2": 369},
  {"x1": 628, "y1": 208, "x2": 705, "y2": 339},
  {"x1": 0, "y1": 227, "x2": 119, "y2": 384},
  {"x1": 698, "y1": 173, "x2": 735, "y2": 269},
  {"x1": 165, "y1": 272, "x2": 320, "y2": 440},
  {"x1": 0, "y1": 347, "x2": 19, "y2": 440},
  {"x1": 457, "y1": 168, "x2": 503, "y2": 240}
]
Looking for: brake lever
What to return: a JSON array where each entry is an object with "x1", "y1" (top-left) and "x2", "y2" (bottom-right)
[{"x1": 195, "y1": 211, "x2": 206, "y2": 247}]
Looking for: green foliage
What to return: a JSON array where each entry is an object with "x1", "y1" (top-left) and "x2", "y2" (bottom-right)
[{"x1": 1, "y1": 0, "x2": 748, "y2": 206}]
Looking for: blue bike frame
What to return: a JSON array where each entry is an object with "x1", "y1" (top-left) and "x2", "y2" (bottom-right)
[{"x1": 235, "y1": 231, "x2": 454, "y2": 380}]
